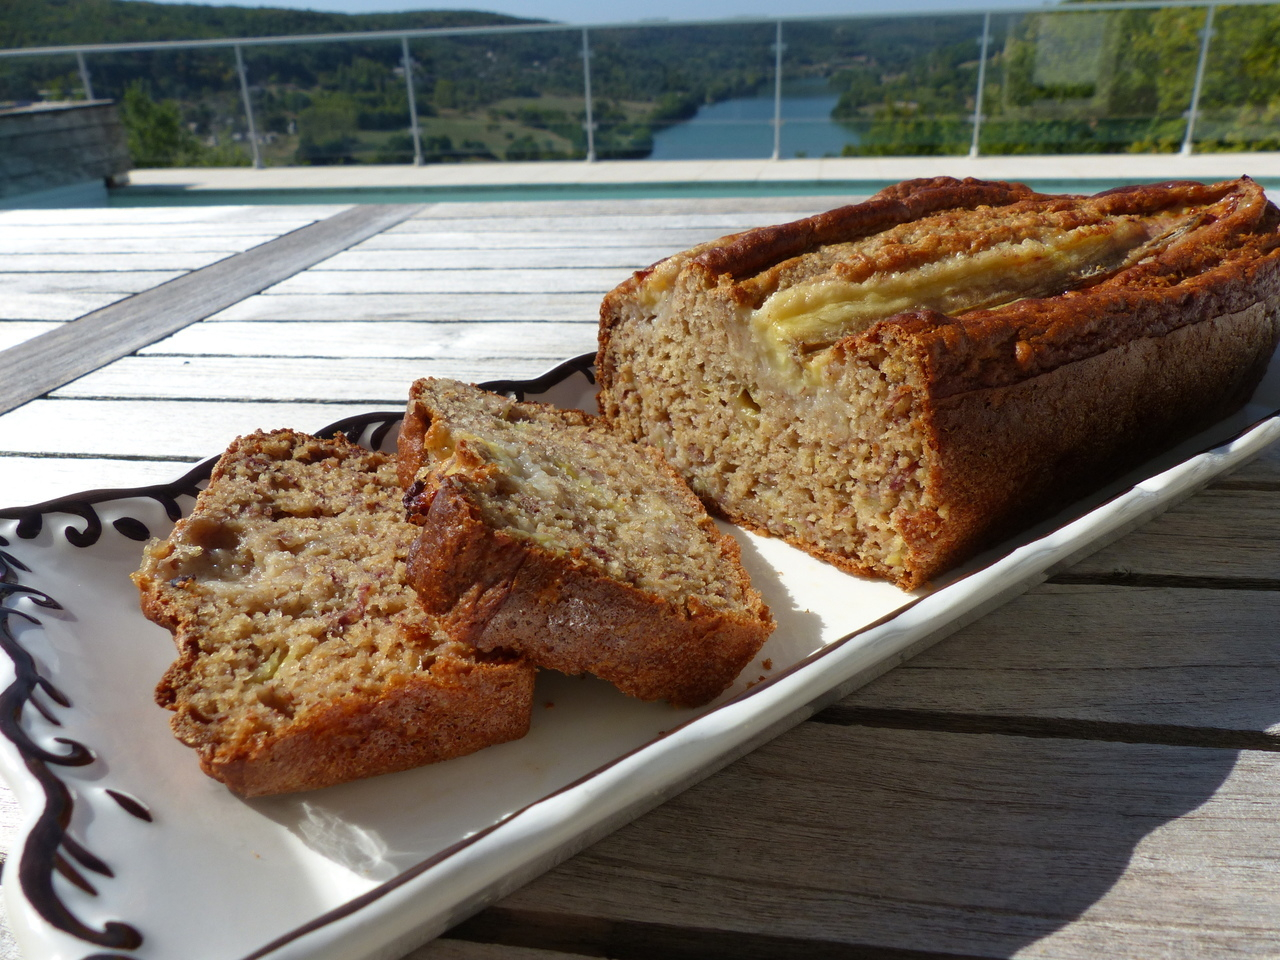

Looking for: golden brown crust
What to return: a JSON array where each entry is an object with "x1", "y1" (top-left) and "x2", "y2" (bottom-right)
[
  {"x1": 406, "y1": 482, "x2": 770, "y2": 708},
  {"x1": 135, "y1": 428, "x2": 536, "y2": 797},
  {"x1": 687, "y1": 177, "x2": 1040, "y2": 284},
  {"x1": 157, "y1": 652, "x2": 534, "y2": 797},
  {"x1": 897, "y1": 300, "x2": 1280, "y2": 584},
  {"x1": 600, "y1": 177, "x2": 1280, "y2": 396},
  {"x1": 399, "y1": 378, "x2": 774, "y2": 707},
  {"x1": 397, "y1": 393, "x2": 431, "y2": 489},
  {"x1": 597, "y1": 176, "x2": 1280, "y2": 590},
  {"x1": 877, "y1": 180, "x2": 1280, "y2": 398}
]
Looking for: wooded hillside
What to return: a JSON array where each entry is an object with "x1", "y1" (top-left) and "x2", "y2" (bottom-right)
[{"x1": 3, "y1": 0, "x2": 1277, "y2": 163}]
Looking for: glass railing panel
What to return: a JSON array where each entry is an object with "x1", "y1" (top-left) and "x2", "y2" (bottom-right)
[
  {"x1": 0, "y1": 52, "x2": 85, "y2": 104},
  {"x1": 1190, "y1": 3, "x2": 1280, "y2": 153},
  {"x1": 67, "y1": 47, "x2": 254, "y2": 167},
  {"x1": 407, "y1": 29, "x2": 587, "y2": 163},
  {"x1": 249, "y1": 39, "x2": 416, "y2": 167},
  {"x1": 8, "y1": 6, "x2": 1280, "y2": 167},
  {"x1": 822, "y1": 13, "x2": 987, "y2": 158},
  {"x1": 591, "y1": 20, "x2": 777, "y2": 161},
  {"x1": 978, "y1": 7, "x2": 1198, "y2": 155}
]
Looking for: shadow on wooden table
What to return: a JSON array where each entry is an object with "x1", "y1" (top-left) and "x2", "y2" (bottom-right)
[
  {"x1": 441, "y1": 581, "x2": 1280, "y2": 957},
  {"x1": 442, "y1": 723, "x2": 1242, "y2": 958}
]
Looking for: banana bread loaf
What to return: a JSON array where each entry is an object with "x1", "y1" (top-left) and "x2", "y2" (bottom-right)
[
  {"x1": 134, "y1": 429, "x2": 535, "y2": 797},
  {"x1": 597, "y1": 176, "x2": 1280, "y2": 590},
  {"x1": 398, "y1": 378, "x2": 775, "y2": 708}
]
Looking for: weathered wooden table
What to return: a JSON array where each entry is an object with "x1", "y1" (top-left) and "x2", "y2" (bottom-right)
[{"x1": 1, "y1": 196, "x2": 1278, "y2": 960}]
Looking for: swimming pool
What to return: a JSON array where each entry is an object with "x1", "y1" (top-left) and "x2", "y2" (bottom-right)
[{"x1": 108, "y1": 177, "x2": 1277, "y2": 206}]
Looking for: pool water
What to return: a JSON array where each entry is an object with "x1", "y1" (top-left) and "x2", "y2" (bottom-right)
[{"x1": 107, "y1": 177, "x2": 1273, "y2": 206}]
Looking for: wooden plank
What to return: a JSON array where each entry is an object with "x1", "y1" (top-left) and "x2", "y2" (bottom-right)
[
  {"x1": 0, "y1": 102, "x2": 126, "y2": 191},
  {"x1": 1216, "y1": 437, "x2": 1280, "y2": 486},
  {"x1": 52, "y1": 355, "x2": 571, "y2": 403},
  {"x1": 391, "y1": 212, "x2": 825, "y2": 233},
  {"x1": 205, "y1": 293, "x2": 602, "y2": 323},
  {"x1": 0, "y1": 204, "x2": 347, "y2": 225},
  {"x1": 0, "y1": 204, "x2": 424, "y2": 416},
  {"x1": 266, "y1": 268, "x2": 622, "y2": 296},
  {"x1": 1, "y1": 291, "x2": 130, "y2": 321},
  {"x1": 0, "y1": 207, "x2": 244, "y2": 225},
  {"x1": 1054, "y1": 487, "x2": 1280, "y2": 584},
  {"x1": 410, "y1": 196, "x2": 860, "y2": 219},
  {"x1": 0, "y1": 399, "x2": 392, "y2": 461},
  {"x1": 834, "y1": 582, "x2": 1280, "y2": 737},
  {"x1": 0, "y1": 839, "x2": 19, "y2": 957},
  {"x1": 0, "y1": 252, "x2": 240, "y2": 272},
  {"x1": 0, "y1": 787, "x2": 19, "y2": 867},
  {"x1": 0, "y1": 222, "x2": 324, "y2": 240},
  {"x1": 356, "y1": 229, "x2": 746, "y2": 251},
  {"x1": 0, "y1": 270, "x2": 185, "y2": 293},
  {"x1": 320, "y1": 247, "x2": 689, "y2": 271},
  {"x1": 139, "y1": 320, "x2": 596, "y2": 359},
  {"x1": 0, "y1": 455, "x2": 194, "y2": 509},
  {"x1": 0, "y1": 321, "x2": 58, "y2": 351},
  {"x1": 408, "y1": 941, "x2": 589, "y2": 960},
  {"x1": 461, "y1": 724, "x2": 1280, "y2": 959},
  {"x1": 0, "y1": 236, "x2": 280, "y2": 255}
]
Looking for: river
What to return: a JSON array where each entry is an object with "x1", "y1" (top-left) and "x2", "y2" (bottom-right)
[{"x1": 648, "y1": 86, "x2": 859, "y2": 160}]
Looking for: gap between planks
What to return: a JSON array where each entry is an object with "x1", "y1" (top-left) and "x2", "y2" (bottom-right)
[
  {"x1": 0, "y1": 203, "x2": 424, "y2": 417},
  {"x1": 814, "y1": 705, "x2": 1280, "y2": 752},
  {"x1": 444, "y1": 910, "x2": 978, "y2": 960},
  {"x1": 1049, "y1": 571, "x2": 1280, "y2": 591}
]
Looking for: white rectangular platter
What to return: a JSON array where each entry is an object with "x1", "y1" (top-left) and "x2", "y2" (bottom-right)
[{"x1": 1, "y1": 350, "x2": 1278, "y2": 960}]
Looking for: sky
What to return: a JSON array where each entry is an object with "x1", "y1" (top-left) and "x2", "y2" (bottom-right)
[{"x1": 140, "y1": 0, "x2": 1056, "y2": 26}]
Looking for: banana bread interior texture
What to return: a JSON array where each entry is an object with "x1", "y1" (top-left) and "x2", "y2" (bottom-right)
[
  {"x1": 399, "y1": 378, "x2": 775, "y2": 707},
  {"x1": 135, "y1": 429, "x2": 535, "y2": 796},
  {"x1": 598, "y1": 177, "x2": 1280, "y2": 589}
]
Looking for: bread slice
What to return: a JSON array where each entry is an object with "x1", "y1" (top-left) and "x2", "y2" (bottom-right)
[
  {"x1": 597, "y1": 176, "x2": 1280, "y2": 590},
  {"x1": 134, "y1": 429, "x2": 535, "y2": 797},
  {"x1": 398, "y1": 378, "x2": 775, "y2": 708}
]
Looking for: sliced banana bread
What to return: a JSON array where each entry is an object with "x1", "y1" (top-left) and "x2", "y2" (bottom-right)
[
  {"x1": 134, "y1": 429, "x2": 535, "y2": 797},
  {"x1": 597, "y1": 176, "x2": 1280, "y2": 589},
  {"x1": 398, "y1": 378, "x2": 775, "y2": 708}
]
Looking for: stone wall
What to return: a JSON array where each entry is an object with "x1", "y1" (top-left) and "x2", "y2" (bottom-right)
[{"x1": 0, "y1": 101, "x2": 131, "y2": 200}]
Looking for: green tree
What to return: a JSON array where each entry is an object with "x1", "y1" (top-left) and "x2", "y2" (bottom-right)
[
  {"x1": 120, "y1": 81, "x2": 199, "y2": 166},
  {"x1": 433, "y1": 77, "x2": 457, "y2": 110},
  {"x1": 295, "y1": 91, "x2": 360, "y2": 164}
]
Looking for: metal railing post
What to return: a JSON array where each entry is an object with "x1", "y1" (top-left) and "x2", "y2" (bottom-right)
[
  {"x1": 581, "y1": 28, "x2": 596, "y2": 162},
  {"x1": 772, "y1": 21, "x2": 784, "y2": 161},
  {"x1": 401, "y1": 36, "x2": 423, "y2": 165},
  {"x1": 76, "y1": 51, "x2": 94, "y2": 101},
  {"x1": 1181, "y1": 3, "x2": 1215, "y2": 156},
  {"x1": 970, "y1": 11, "x2": 991, "y2": 158},
  {"x1": 234, "y1": 43, "x2": 263, "y2": 169}
]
